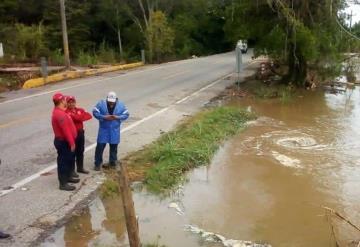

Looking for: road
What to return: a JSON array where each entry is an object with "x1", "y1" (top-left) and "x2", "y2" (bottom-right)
[
  {"x1": 0, "y1": 51, "x2": 258, "y2": 246},
  {"x1": 0, "y1": 51, "x2": 252, "y2": 192}
]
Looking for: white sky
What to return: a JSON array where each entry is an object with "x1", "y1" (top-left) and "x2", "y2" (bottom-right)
[{"x1": 344, "y1": 3, "x2": 360, "y2": 25}]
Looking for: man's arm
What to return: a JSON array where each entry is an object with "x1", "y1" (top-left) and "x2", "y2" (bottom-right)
[
  {"x1": 58, "y1": 116, "x2": 76, "y2": 150},
  {"x1": 77, "y1": 108, "x2": 92, "y2": 122},
  {"x1": 93, "y1": 102, "x2": 106, "y2": 121},
  {"x1": 113, "y1": 104, "x2": 129, "y2": 121}
]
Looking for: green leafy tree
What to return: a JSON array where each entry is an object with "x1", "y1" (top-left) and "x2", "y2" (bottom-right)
[
  {"x1": 224, "y1": 0, "x2": 349, "y2": 86},
  {"x1": 146, "y1": 11, "x2": 174, "y2": 62}
]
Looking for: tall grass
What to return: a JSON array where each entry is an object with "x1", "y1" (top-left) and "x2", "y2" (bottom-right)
[{"x1": 128, "y1": 106, "x2": 255, "y2": 193}]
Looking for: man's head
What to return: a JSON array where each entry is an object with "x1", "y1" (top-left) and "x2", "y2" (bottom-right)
[
  {"x1": 53, "y1": 93, "x2": 67, "y2": 108},
  {"x1": 66, "y1": 96, "x2": 76, "y2": 109},
  {"x1": 106, "y1": 91, "x2": 117, "y2": 108}
]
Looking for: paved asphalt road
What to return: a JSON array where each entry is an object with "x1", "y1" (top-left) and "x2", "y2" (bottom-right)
[{"x1": 0, "y1": 51, "x2": 252, "y2": 190}]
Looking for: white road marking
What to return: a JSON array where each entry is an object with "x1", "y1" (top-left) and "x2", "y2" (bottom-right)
[
  {"x1": 0, "y1": 58, "x2": 258, "y2": 198},
  {"x1": 0, "y1": 75, "x2": 227, "y2": 197}
]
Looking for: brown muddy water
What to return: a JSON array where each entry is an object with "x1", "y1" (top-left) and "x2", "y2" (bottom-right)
[{"x1": 42, "y1": 86, "x2": 360, "y2": 247}]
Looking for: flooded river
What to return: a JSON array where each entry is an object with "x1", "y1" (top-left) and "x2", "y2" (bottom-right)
[{"x1": 42, "y1": 86, "x2": 360, "y2": 247}]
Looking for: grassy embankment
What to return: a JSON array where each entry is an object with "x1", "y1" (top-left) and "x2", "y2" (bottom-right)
[
  {"x1": 241, "y1": 79, "x2": 294, "y2": 102},
  {"x1": 101, "y1": 106, "x2": 255, "y2": 195}
]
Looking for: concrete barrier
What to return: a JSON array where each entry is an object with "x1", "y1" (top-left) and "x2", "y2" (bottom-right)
[{"x1": 23, "y1": 62, "x2": 144, "y2": 89}]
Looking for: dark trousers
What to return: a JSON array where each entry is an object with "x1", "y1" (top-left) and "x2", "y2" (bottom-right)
[
  {"x1": 94, "y1": 143, "x2": 118, "y2": 167},
  {"x1": 74, "y1": 130, "x2": 85, "y2": 171},
  {"x1": 54, "y1": 138, "x2": 75, "y2": 185}
]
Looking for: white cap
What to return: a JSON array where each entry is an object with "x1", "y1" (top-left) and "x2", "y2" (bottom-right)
[{"x1": 107, "y1": 91, "x2": 117, "y2": 103}]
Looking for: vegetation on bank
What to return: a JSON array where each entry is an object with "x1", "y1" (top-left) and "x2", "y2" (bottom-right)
[
  {"x1": 242, "y1": 79, "x2": 294, "y2": 102},
  {"x1": 127, "y1": 106, "x2": 254, "y2": 193},
  {"x1": 100, "y1": 106, "x2": 254, "y2": 196}
]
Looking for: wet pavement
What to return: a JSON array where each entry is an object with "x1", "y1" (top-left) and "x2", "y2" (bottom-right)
[{"x1": 42, "y1": 85, "x2": 360, "y2": 247}]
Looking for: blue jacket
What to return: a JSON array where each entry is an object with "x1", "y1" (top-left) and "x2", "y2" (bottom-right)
[{"x1": 92, "y1": 99, "x2": 129, "y2": 144}]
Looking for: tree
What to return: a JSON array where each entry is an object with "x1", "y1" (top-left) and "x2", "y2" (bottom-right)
[
  {"x1": 224, "y1": 0, "x2": 349, "y2": 86},
  {"x1": 146, "y1": 11, "x2": 174, "y2": 62}
]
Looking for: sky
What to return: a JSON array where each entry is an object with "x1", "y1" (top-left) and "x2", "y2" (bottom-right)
[{"x1": 344, "y1": 2, "x2": 360, "y2": 25}]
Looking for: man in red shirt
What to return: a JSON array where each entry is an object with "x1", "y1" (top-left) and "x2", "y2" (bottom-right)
[
  {"x1": 51, "y1": 93, "x2": 80, "y2": 191},
  {"x1": 66, "y1": 96, "x2": 92, "y2": 175}
]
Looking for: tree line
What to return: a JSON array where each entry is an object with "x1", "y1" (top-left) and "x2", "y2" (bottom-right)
[
  {"x1": 0, "y1": 0, "x2": 358, "y2": 86},
  {"x1": 0, "y1": 0, "x2": 235, "y2": 65}
]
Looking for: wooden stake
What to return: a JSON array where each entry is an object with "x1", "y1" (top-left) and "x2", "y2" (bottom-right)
[{"x1": 118, "y1": 164, "x2": 141, "y2": 247}]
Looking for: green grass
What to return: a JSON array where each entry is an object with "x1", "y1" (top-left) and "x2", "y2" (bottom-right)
[
  {"x1": 100, "y1": 177, "x2": 119, "y2": 198},
  {"x1": 243, "y1": 79, "x2": 294, "y2": 102},
  {"x1": 127, "y1": 106, "x2": 255, "y2": 193}
]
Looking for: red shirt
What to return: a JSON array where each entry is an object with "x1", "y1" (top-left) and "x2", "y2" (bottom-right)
[
  {"x1": 52, "y1": 107, "x2": 77, "y2": 147},
  {"x1": 66, "y1": 107, "x2": 92, "y2": 131}
]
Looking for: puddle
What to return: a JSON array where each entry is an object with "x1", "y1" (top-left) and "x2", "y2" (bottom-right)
[{"x1": 43, "y1": 84, "x2": 360, "y2": 247}]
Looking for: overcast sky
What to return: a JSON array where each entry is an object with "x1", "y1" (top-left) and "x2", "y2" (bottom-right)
[{"x1": 344, "y1": 2, "x2": 360, "y2": 25}]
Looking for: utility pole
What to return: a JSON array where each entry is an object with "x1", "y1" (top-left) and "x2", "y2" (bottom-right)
[
  {"x1": 349, "y1": 10, "x2": 353, "y2": 52},
  {"x1": 59, "y1": 0, "x2": 71, "y2": 70}
]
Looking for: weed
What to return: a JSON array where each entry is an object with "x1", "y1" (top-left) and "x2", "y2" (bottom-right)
[
  {"x1": 76, "y1": 51, "x2": 98, "y2": 66},
  {"x1": 100, "y1": 178, "x2": 119, "y2": 198}
]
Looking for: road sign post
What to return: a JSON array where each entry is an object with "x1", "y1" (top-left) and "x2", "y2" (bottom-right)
[
  {"x1": 40, "y1": 57, "x2": 48, "y2": 79},
  {"x1": 236, "y1": 44, "x2": 243, "y2": 89},
  {"x1": 141, "y1": 49, "x2": 145, "y2": 64},
  {"x1": 0, "y1": 43, "x2": 4, "y2": 58}
]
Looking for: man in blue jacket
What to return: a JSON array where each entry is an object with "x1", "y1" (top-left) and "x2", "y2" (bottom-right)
[{"x1": 93, "y1": 92, "x2": 129, "y2": 171}]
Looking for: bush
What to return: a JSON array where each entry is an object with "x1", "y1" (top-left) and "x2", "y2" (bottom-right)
[
  {"x1": 76, "y1": 51, "x2": 98, "y2": 66},
  {"x1": 97, "y1": 41, "x2": 117, "y2": 64},
  {"x1": 49, "y1": 49, "x2": 64, "y2": 66},
  {"x1": 8, "y1": 23, "x2": 46, "y2": 61}
]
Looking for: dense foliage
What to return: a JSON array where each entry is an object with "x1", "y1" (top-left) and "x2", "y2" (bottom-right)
[
  {"x1": 0, "y1": 0, "x2": 234, "y2": 64},
  {"x1": 0, "y1": 0, "x2": 358, "y2": 85},
  {"x1": 224, "y1": 0, "x2": 359, "y2": 85}
]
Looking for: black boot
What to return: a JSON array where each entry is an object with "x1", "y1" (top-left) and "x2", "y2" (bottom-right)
[
  {"x1": 0, "y1": 231, "x2": 10, "y2": 239},
  {"x1": 71, "y1": 171, "x2": 79, "y2": 178},
  {"x1": 59, "y1": 183, "x2": 76, "y2": 191},
  {"x1": 68, "y1": 177, "x2": 80, "y2": 183},
  {"x1": 77, "y1": 159, "x2": 89, "y2": 174}
]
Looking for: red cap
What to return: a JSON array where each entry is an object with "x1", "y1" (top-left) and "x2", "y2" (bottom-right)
[
  {"x1": 66, "y1": 96, "x2": 76, "y2": 102},
  {"x1": 53, "y1": 93, "x2": 64, "y2": 103}
]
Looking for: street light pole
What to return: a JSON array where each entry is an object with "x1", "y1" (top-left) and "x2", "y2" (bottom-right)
[{"x1": 59, "y1": 0, "x2": 71, "y2": 70}]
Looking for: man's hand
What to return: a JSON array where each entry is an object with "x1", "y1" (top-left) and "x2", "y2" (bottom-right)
[
  {"x1": 71, "y1": 144, "x2": 76, "y2": 152},
  {"x1": 104, "y1": 115, "x2": 113, "y2": 120}
]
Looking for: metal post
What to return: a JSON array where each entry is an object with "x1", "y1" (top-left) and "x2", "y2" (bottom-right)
[
  {"x1": 117, "y1": 164, "x2": 141, "y2": 247},
  {"x1": 141, "y1": 49, "x2": 145, "y2": 64},
  {"x1": 0, "y1": 43, "x2": 3, "y2": 58},
  {"x1": 235, "y1": 44, "x2": 243, "y2": 89},
  {"x1": 59, "y1": 0, "x2": 71, "y2": 70},
  {"x1": 40, "y1": 57, "x2": 48, "y2": 84}
]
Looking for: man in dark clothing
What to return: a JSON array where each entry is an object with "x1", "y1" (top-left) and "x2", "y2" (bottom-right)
[
  {"x1": 51, "y1": 93, "x2": 80, "y2": 191},
  {"x1": 0, "y1": 231, "x2": 10, "y2": 239},
  {"x1": 66, "y1": 96, "x2": 92, "y2": 175}
]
